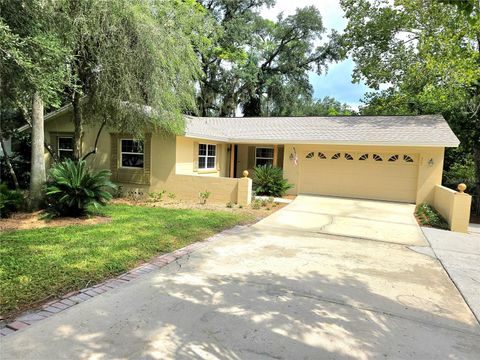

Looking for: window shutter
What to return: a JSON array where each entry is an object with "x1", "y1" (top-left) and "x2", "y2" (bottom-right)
[
  {"x1": 143, "y1": 134, "x2": 152, "y2": 185},
  {"x1": 247, "y1": 146, "x2": 255, "y2": 169},
  {"x1": 216, "y1": 144, "x2": 221, "y2": 171},
  {"x1": 277, "y1": 146, "x2": 284, "y2": 168},
  {"x1": 110, "y1": 133, "x2": 118, "y2": 181},
  {"x1": 193, "y1": 142, "x2": 199, "y2": 171}
]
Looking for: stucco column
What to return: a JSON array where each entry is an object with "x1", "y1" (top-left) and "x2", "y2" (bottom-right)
[
  {"x1": 450, "y1": 184, "x2": 472, "y2": 233},
  {"x1": 237, "y1": 170, "x2": 252, "y2": 206}
]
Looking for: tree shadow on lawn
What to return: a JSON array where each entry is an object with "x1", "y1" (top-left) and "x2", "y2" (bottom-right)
[{"x1": 6, "y1": 269, "x2": 480, "y2": 360}]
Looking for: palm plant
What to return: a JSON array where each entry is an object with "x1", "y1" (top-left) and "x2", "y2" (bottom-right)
[
  {"x1": 252, "y1": 165, "x2": 292, "y2": 197},
  {"x1": 45, "y1": 159, "x2": 116, "y2": 217}
]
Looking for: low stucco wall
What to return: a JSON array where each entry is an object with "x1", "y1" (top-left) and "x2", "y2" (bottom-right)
[
  {"x1": 43, "y1": 117, "x2": 250, "y2": 205},
  {"x1": 432, "y1": 185, "x2": 472, "y2": 233}
]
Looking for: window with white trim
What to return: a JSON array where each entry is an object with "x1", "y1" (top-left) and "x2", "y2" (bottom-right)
[
  {"x1": 58, "y1": 136, "x2": 74, "y2": 159},
  {"x1": 198, "y1": 143, "x2": 216, "y2": 169},
  {"x1": 121, "y1": 139, "x2": 144, "y2": 168},
  {"x1": 255, "y1": 147, "x2": 274, "y2": 167}
]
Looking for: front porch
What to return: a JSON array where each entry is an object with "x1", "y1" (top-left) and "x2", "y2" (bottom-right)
[{"x1": 227, "y1": 144, "x2": 285, "y2": 178}]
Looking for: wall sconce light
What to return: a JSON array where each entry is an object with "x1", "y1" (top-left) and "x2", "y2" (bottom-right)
[{"x1": 428, "y1": 158, "x2": 434, "y2": 167}]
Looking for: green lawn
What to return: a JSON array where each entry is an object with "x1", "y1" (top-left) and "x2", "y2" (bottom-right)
[{"x1": 0, "y1": 204, "x2": 252, "y2": 317}]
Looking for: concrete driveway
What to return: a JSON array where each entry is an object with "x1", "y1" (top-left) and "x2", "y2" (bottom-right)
[
  {"x1": 257, "y1": 195, "x2": 427, "y2": 245},
  {"x1": 1, "y1": 196, "x2": 479, "y2": 359}
]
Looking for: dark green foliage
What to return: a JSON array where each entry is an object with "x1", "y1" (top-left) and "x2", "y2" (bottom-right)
[
  {"x1": 415, "y1": 203, "x2": 449, "y2": 230},
  {"x1": 0, "y1": 184, "x2": 24, "y2": 218},
  {"x1": 44, "y1": 159, "x2": 116, "y2": 217},
  {"x1": 0, "y1": 131, "x2": 31, "y2": 189},
  {"x1": 252, "y1": 165, "x2": 292, "y2": 197}
]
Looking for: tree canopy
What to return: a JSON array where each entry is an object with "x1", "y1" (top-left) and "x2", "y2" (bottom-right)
[
  {"x1": 52, "y1": 0, "x2": 205, "y2": 158},
  {"x1": 339, "y1": 0, "x2": 480, "y2": 200},
  {"x1": 196, "y1": 0, "x2": 340, "y2": 117}
]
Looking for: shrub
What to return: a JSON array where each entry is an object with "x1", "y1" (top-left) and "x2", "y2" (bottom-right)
[
  {"x1": 44, "y1": 159, "x2": 117, "y2": 217},
  {"x1": 415, "y1": 203, "x2": 449, "y2": 230},
  {"x1": 252, "y1": 165, "x2": 292, "y2": 197},
  {"x1": 0, "y1": 183, "x2": 24, "y2": 218},
  {"x1": 168, "y1": 192, "x2": 176, "y2": 199},
  {"x1": 251, "y1": 199, "x2": 261, "y2": 210},
  {"x1": 199, "y1": 190, "x2": 211, "y2": 204},
  {"x1": 148, "y1": 190, "x2": 165, "y2": 202}
]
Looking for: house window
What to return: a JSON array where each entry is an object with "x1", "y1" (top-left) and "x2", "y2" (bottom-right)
[
  {"x1": 198, "y1": 143, "x2": 216, "y2": 169},
  {"x1": 255, "y1": 147, "x2": 274, "y2": 167},
  {"x1": 58, "y1": 136, "x2": 74, "y2": 159},
  {"x1": 121, "y1": 139, "x2": 144, "y2": 168}
]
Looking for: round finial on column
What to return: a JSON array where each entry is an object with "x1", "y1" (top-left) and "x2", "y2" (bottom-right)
[
  {"x1": 457, "y1": 183, "x2": 467, "y2": 193},
  {"x1": 243, "y1": 170, "x2": 249, "y2": 178}
]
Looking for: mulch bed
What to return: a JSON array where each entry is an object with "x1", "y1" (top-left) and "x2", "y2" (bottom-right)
[{"x1": 0, "y1": 211, "x2": 111, "y2": 232}]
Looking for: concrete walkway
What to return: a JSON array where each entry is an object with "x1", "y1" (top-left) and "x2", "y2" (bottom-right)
[
  {"x1": 1, "y1": 196, "x2": 479, "y2": 359},
  {"x1": 422, "y1": 224, "x2": 480, "y2": 322}
]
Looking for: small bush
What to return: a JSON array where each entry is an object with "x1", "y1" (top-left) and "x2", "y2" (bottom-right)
[
  {"x1": 251, "y1": 199, "x2": 262, "y2": 210},
  {"x1": 0, "y1": 184, "x2": 24, "y2": 218},
  {"x1": 168, "y1": 192, "x2": 176, "y2": 200},
  {"x1": 252, "y1": 165, "x2": 292, "y2": 197},
  {"x1": 148, "y1": 190, "x2": 165, "y2": 202},
  {"x1": 415, "y1": 203, "x2": 449, "y2": 230},
  {"x1": 199, "y1": 190, "x2": 211, "y2": 204},
  {"x1": 44, "y1": 159, "x2": 117, "y2": 217}
]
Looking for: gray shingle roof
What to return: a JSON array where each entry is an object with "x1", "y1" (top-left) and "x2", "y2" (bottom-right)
[{"x1": 185, "y1": 114, "x2": 459, "y2": 147}]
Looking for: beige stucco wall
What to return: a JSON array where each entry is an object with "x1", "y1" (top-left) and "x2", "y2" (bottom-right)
[
  {"x1": 175, "y1": 136, "x2": 229, "y2": 177},
  {"x1": 283, "y1": 144, "x2": 445, "y2": 204},
  {"x1": 43, "y1": 116, "x2": 246, "y2": 204},
  {"x1": 433, "y1": 185, "x2": 472, "y2": 233}
]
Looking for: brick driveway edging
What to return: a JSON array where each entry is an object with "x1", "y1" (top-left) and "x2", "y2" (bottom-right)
[{"x1": 0, "y1": 225, "x2": 247, "y2": 337}]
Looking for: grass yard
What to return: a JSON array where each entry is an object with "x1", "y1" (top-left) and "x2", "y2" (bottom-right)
[{"x1": 0, "y1": 204, "x2": 252, "y2": 317}]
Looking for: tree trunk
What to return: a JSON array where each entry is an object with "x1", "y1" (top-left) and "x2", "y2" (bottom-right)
[
  {"x1": 0, "y1": 129, "x2": 19, "y2": 189},
  {"x1": 72, "y1": 92, "x2": 83, "y2": 160},
  {"x1": 29, "y1": 92, "x2": 46, "y2": 210},
  {"x1": 243, "y1": 87, "x2": 262, "y2": 117}
]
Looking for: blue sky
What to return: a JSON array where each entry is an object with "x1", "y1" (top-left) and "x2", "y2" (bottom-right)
[{"x1": 261, "y1": 0, "x2": 371, "y2": 110}]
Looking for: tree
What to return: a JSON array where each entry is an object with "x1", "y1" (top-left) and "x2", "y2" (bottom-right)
[
  {"x1": 53, "y1": 0, "x2": 203, "y2": 159},
  {"x1": 339, "y1": 0, "x2": 480, "y2": 203},
  {"x1": 1, "y1": 0, "x2": 67, "y2": 208},
  {"x1": 270, "y1": 96, "x2": 355, "y2": 116},
  {"x1": 239, "y1": 7, "x2": 331, "y2": 116},
  {"x1": 196, "y1": 0, "x2": 274, "y2": 116},
  {"x1": 197, "y1": 1, "x2": 340, "y2": 117}
]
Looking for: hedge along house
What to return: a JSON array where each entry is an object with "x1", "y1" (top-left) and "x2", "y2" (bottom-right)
[{"x1": 28, "y1": 107, "x2": 472, "y2": 231}]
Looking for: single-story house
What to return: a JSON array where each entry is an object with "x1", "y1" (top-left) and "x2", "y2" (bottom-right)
[{"x1": 22, "y1": 106, "x2": 472, "y2": 231}]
